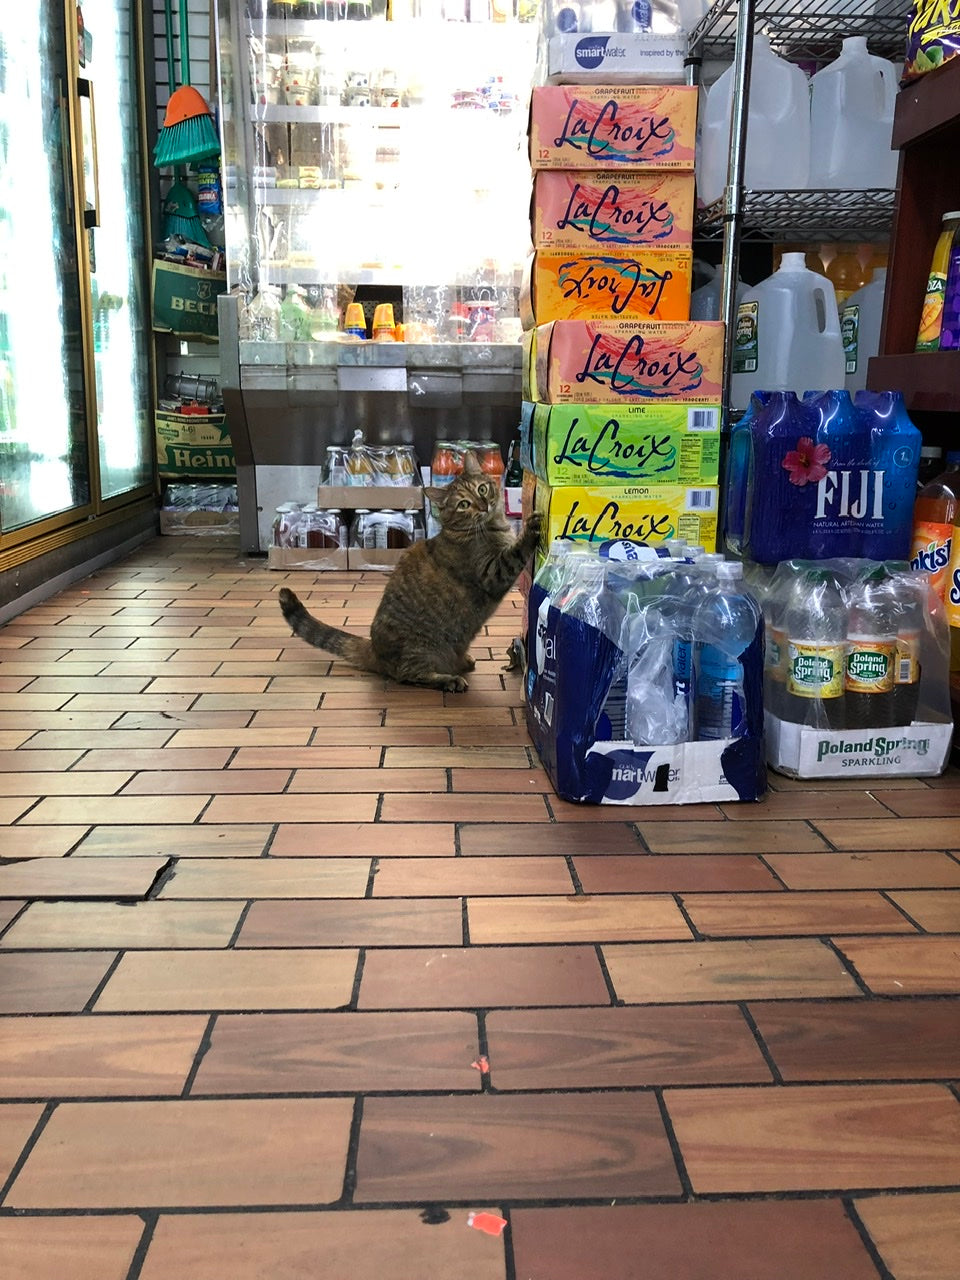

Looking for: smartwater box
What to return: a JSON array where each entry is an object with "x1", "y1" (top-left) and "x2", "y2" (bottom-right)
[
  {"x1": 531, "y1": 319, "x2": 724, "y2": 405},
  {"x1": 544, "y1": 33, "x2": 688, "y2": 86},
  {"x1": 529, "y1": 85, "x2": 697, "y2": 171},
  {"x1": 532, "y1": 170, "x2": 695, "y2": 252},
  {"x1": 520, "y1": 250, "x2": 692, "y2": 327},
  {"x1": 526, "y1": 402, "x2": 721, "y2": 486},
  {"x1": 525, "y1": 599, "x2": 766, "y2": 805}
]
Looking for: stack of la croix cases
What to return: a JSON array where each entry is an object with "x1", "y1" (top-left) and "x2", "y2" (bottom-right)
[{"x1": 518, "y1": 78, "x2": 725, "y2": 562}]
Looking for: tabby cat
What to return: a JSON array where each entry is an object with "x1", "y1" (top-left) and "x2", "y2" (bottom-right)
[{"x1": 278, "y1": 451, "x2": 542, "y2": 692}]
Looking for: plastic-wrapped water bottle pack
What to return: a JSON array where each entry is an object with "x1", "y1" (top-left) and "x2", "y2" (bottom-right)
[{"x1": 525, "y1": 540, "x2": 768, "y2": 805}]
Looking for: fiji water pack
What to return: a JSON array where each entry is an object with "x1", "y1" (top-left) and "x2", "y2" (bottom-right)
[{"x1": 732, "y1": 389, "x2": 921, "y2": 565}]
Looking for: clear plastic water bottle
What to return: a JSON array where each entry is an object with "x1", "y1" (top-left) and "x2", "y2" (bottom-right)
[
  {"x1": 844, "y1": 566, "x2": 898, "y2": 729},
  {"x1": 533, "y1": 539, "x2": 574, "y2": 598},
  {"x1": 656, "y1": 564, "x2": 708, "y2": 741},
  {"x1": 557, "y1": 557, "x2": 625, "y2": 644},
  {"x1": 783, "y1": 566, "x2": 848, "y2": 729},
  {"x1": 625, "y1": 573, "x2": 693, "y2": 746},
  {"x1": 694, "y1": 561, "x2": 762, "y2": 740}
]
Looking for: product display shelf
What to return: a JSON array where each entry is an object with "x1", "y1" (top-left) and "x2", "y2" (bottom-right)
[
  {"x1": 868, "y1": 55, "x2": 960, "y2": 416},
  {"x1": 687, "y1": 0, "x2": 908, "y2": 64},
  {"x1": 696, "y1": 188, "x2": 897, "y2": 244},
  {"x1": 686, "y1": 0, "x2": 911, "y2": 423}
]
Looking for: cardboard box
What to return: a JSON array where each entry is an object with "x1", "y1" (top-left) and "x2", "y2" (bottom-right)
[
  {"x1": 520, "y1": 250, "x2": 692, "y2": 328},
  {"x1": 530, "y1": 319, "x2": 724, "y2": 405},
  {"x1": 155, "y1": 411, "x2": 235, "y2": 478},
  {"x1": 526, "y1": 402, "x2": 721, "y2": 486},
  {"x1": 543, "y1": 33, "x2": 687, "y2": 86},
  {"x1": 529, "y1": 85, "x2": 697, "y2": 171},
  {"x1": 159, "y1": 509, "x2": 239, "y2": 537},
  {"x1": 268, "y1": 546, "x2": 349, "y2": 571},
  {"x1": 348, "y1": 546, "x2": 406, "y2": 571},
  {"x1": 316, "y1": 484, "x2": 423, "y2": 511},
  {"x1": 532, "y1": 170, "x2": 695, "y2": 252},
  {"x1": 765, "y1": 714, "x2": 953, "y2": 779},
  {"x1": 533, "y1": 479, "x2": 718, "y2": 552}
]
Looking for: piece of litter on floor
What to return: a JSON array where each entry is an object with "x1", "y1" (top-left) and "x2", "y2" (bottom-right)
[
  {"x1": 471, "y1": 1055, "x2": 490, "y2": 1073},
  {"x1": 467, "y1": 1212, "x2": 507, "y2": 1237}
]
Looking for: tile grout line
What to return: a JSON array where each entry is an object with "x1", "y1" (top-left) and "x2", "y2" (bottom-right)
[
  {"x1": 181, "y1": 1013, "x2": 218, "y2": 1097},
  {"x1": 0, "y1": 1101, "x2": 56, "y2": 1207},
  {"x1": 736, "y1": 1001, "x2": 784, "y2": 1084},
  {"x1": 841, "y1": 1197, "x2": 897, "y2": 1280}
]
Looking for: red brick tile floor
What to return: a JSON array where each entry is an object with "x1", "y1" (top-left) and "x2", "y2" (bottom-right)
[{"x1": 0, "y1": 535, "x2": 959, "y2": 1279}]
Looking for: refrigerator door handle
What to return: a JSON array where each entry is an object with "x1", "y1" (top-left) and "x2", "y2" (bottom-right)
[
  {"x1": 77, "y1": 77, "x2": 101, "y2": 229},
  {"x1": 57, "y1": 80, "x2": 75, "y2": 219}
]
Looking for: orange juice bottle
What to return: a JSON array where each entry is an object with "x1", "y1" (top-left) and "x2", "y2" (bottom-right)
[{"x1": 916, "y1": 212, "x2": 960, "y2": 351}]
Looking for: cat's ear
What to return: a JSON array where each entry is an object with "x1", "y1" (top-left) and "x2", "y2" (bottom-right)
[
  {"x1": 423, "y1": 486, "x2": 444, "y2": 507},
  {"x1": 462, "y1": 451, "x2": 482, "y2": 476}
]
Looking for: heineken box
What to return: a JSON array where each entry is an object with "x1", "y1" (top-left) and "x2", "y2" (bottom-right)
[
  {"x1": 765, "y1": 715, "x2": 953, "y2": 778},
  {"x1": 523, "y1": 401, "x2": 720, "y2": 486},
  {"x1": 155, "y1": 411, "x2": 235, "y2": 479},
  {"x1": 152, "y1": 261, "x2": 227, "y2": 342}
]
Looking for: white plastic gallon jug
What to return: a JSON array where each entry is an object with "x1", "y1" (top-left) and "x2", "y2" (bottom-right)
[
  {"x1": 697, "y1": 34, "x2": 811, "y2": 207},
  {"x1": 730, "y1": 252, "x2": 845, "y2": 411},
  {"x1": 841, "y1": 268, "x2": 887, "y2": 393},
  {"x1": 690, "y1": 265, "x2": 748, "y2": 320},
  {"x1": 809, "y1": 37, "x2": 898, "y2": 189}
]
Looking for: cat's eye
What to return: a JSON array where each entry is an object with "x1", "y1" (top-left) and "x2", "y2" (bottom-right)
[
  {"x1": 477, "y1": 483, "x2": 488, "y2": 496},
  {"x1": 456, "y1": 499, "x2": 470, "y2": 511}
]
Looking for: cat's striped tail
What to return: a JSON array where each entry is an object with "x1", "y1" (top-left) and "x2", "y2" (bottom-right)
[{"x1": 278, "y1": 587, "x2": 379, "y2": 672}]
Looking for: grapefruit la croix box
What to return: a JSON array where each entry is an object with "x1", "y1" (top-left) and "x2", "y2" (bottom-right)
[
  {"x1": 520, "y1": 249, "x2": 692, "y2": 327},
  {"x1": 528, "y1": 319, "x2": 724, "y2": 405},
  {"x1": 532, "y1": 170, "x2": 695, "y2": 252},
  {"x1": 529, "y1": 85, "x2": 697, "y2": 171}
]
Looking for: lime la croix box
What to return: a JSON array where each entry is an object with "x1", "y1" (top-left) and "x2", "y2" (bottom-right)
[{"x1": 526, "y1": 402, "x2": 720, "y2": 486}]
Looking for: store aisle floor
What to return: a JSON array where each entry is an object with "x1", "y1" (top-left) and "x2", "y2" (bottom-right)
[{"x1": 1, "y1": 535, "x2": 959, "y2": 1279}]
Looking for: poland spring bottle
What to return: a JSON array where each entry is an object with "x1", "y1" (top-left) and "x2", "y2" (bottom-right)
[
  {"x1": 844, "y1": 567, "x2": 898, "y2": 730},
  {"x1": 783, "y1": 567, "x2": 847, "y2": 729}
]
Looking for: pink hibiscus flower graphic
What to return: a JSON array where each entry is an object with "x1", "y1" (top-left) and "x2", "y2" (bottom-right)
[{"x1": 782, "y1": 437, "x2": 831, "y2": 486}]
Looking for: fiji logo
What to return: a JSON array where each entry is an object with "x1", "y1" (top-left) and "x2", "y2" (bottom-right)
[{"x1": 575, "y1": 37, "x2": 610, "y2": 69}]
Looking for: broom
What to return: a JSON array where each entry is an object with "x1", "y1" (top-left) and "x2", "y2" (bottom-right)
[
  {"x1": 153, "y1": 0, "x2": 220, "y2": 169},
  {"x1": 161, "y1": 174, "x2": 211, "y2": 246}
]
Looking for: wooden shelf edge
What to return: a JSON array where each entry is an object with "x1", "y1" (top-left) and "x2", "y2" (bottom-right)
[
  {"x1": 867, "y1": 351, "x2": 960, "y2": 414},
  {"x1": 893, "y1": 56, "x2": 960, "y2": 150}
]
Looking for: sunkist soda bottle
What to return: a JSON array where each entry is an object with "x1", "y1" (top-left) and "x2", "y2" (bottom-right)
[
  {"x1": 910, "y1": 450, "x2": 960, "y2": 600},
  {"x1": 942, "y1": 495, "x2": 960, "y2": 727}
]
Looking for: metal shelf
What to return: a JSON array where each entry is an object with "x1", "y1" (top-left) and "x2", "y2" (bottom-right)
[
  {"x1": 696, "y1": 188, "x2": 897, "y2": 243},
  {"x1": 687, "y1": 0, "x2": 910, "y2": 63}
]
